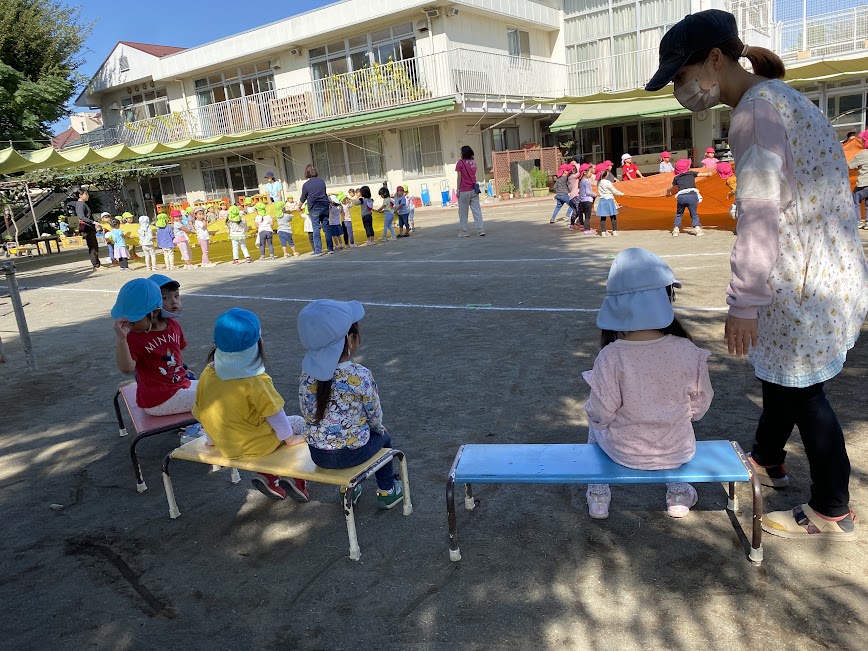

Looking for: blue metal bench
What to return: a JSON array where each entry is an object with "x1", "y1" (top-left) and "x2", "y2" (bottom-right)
[{"x1": 447, "y1": 441, "x2": 763, "y2": 563}]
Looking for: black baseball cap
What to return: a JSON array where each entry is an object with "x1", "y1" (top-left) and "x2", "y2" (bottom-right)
[{"x1": 645, "y1": 9, "x2": 739, "y2": 92}]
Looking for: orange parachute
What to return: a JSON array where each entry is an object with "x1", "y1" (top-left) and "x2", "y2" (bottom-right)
[{"x1": 606, "y1": 139, "x2": 863, "y2": 230}]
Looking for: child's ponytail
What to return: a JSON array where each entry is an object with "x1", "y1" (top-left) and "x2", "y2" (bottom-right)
[{"x1": 313, "y1": 323, "x2": 359, "y2": 422}]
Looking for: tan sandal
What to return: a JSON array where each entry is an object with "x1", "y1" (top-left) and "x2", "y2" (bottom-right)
[{"x1": 762, "y1": 504, "x2": 856, "y2": 541}]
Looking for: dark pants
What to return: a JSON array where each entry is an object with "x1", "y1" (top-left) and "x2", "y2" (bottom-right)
[
  {"x1": 599, "y1": 215, "x2": 617, "y2": 232},
  {"x1": 308, "y1": 431, "x2": 396, "y2": 491},
  {"x1": 119, "y1": 257, "x2": 128, "y2": 269},
  {"x1": 318, "y1": 215, "x2": 333, "y2": 252},
  {"x1": 83, "y1": 228, "x2": 100, "y2": 268},
  {"x1": 579, "y1": 201, "x2": 593, "y2": 229},
  {"x1": 362, "y1": 213, "x2": 375, "y2": 238},
  {"x1": 674, "y1": 193, "x2": 700, "y2": 227},
  {"x1": 751, "y1": 380, "x2": 850, "y2": 517},
  {"x1": 853, "y1": 186, "x2": 868, "y2": 209},
  {"x1": 309, "y1": 204, "x2": 328, "y2": 253}
]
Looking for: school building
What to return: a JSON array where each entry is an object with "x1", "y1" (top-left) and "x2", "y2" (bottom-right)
[{"x1": 2, "y1": 0, "x2": 867, "y2": 213}]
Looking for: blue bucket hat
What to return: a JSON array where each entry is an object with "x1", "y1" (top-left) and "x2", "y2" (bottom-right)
[
  {"x1": 111, "y1": 278, "x2": 162, "y2": 322},
  {"x1": 596, "y1": 248, "x2": 682, "y2": 331},
  {"x1": 297, "y1": 299, "x2": 365, "y2": 381},
  {"x1": 213, "y1": 308, "x2": 265, "y2": 380},
  {"x1": 148, "y1": 273, "x2": 180, "y2": 291}
]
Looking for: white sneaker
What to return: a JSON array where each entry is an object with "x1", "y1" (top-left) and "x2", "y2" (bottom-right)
[
  {"x1": 665, "y1": 483, "x2": 698, "y2": 518},
  {"x1": 586, "y1": 485, "x2": 611, "y2": 520},
  {"x1": 694, "y1": 225, "x2": 703, "y2": 237},
  {"x1": 477, "y1": 230, "x2": 485, "y2": 236},
  {"x1": 458, "y1": 230, "x2": 470, "y2": 238},
  {"x1": 600, "y1": 231, "x2": 610, "y2": 237},
  {"x1": 672, "y1": 227, "x2": 680, "y2": 237},
  {"x1": 612, "y1": 230, "x2": 620, "y2": 237}
]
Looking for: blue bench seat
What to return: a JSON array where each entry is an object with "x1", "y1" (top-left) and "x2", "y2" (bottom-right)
[{"x1": 447, "y1": 441, "x2": 763, "y2": 563}]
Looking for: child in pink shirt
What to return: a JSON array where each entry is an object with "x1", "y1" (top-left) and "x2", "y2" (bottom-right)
[{"x1": 583, "y1": 248, "x2": 713, "y2": 519}]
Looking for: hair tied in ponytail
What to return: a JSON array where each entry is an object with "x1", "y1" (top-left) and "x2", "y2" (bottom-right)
[{"x1": 741, "y1": 44, "x2": 750, "y2": 57}]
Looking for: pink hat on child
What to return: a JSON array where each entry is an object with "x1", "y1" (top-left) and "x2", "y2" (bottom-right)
[
  {"x1": 858, "y1": 130, "x2": 868, "y2": 143},
  {"x1": 716, "y1": 161, "x2": 734, "y2": 179},
  {"x1": 558, "y1": 163, "x2": 574, "y2": 176},
  {"x1": 674, "y1": 159, "x2": 692, "y2": 175},
  {"x1": 660, "y1": 151, "x2": 671, "y2": 161},
  {"x1": 578, "y1": 162, "x2": 592, "y2": 174},
  {"x1": 705, "y1": 147, "x2": 715, "y2": 155},
  {"x1": 595, "y1": 160, "x2": 613, "y2": 180}
]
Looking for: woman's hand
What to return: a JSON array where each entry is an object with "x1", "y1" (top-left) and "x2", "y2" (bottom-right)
[
  {"x1": 725, "y1": 314, "x2": 758, "y2": 356},
  {"x1": 114, "y1": 318, "x2": 131, "y2": 339}
]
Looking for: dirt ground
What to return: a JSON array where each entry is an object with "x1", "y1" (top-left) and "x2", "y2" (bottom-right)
[{"x1": 1, "y1": 200, "x2": 867, "y2": 651}]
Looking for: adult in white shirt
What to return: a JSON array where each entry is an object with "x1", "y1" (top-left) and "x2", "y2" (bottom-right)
[{"x1": 264, "y1": 172, "x2": 283, "y2": 203}]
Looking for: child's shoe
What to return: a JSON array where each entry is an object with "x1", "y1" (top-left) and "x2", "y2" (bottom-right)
[
  {"x1": 339, "y1": 484, "x2": 363, "y2": 505},
  {"x1": 747, "y1": 453, "x2": 789, "y2": 488},
  {"x1": 279, "y1": 478, "x2": 310, "y2": 502},
  {"x1": 376, "y1": 480, "x2": 404, "y2": 510},
  {"x1": 284, "y1": 253, "x2": 291, "y2": 258},
  {"x1": 232, "y1": 259, "x2": 240, "y2": 265},
  {"x1": 665, "y1": 483, "x2": 698, "y2": 518},
  {"x1": 612, "y1": 230, "x2": 620, "y2": 237},
  {"x1": 458, "y1": 230, "x2": 470, "y2": 238},
  {"x1": 584, "y1": 229, "x2": 595, "y2": 236},
  {"x1": 269, "y1": 255, "x2": 276, "y2": 260},
  {"x1": 672, "y1": 226, "x2": 680, "y2": 237},
  {"x1": 245, "y1": 257, "x2": 252, "y2": 263},
  {"x1": 586, "y1": 484, "x2": 611, "y2": 519},
  {"x1": 694, "y1": 225, "x2": 703, "y2": 237},
  {"x1": 600, "y1": 230, "x2": 610, "y2": 237},
  {"x1": 252, "y1": 473, "x2": 287, "y2": 500}
]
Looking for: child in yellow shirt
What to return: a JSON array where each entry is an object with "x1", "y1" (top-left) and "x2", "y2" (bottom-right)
[{"x1": 193, "y1": 308, "x2": 309, "y2": 501}]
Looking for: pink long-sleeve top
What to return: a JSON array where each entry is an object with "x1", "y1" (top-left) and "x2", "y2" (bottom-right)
[
  {"x1": 727, "y1": 79, "x2": 868, "y2": 387},
  {"x1": 582, "y1": 336, "x2": 713, "y2": 471}
]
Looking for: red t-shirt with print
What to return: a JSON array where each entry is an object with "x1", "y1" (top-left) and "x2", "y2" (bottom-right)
[
  {"x1": 622, "y1": 162, "x2": 641, "y2": 180},
  {"x1": 127, "y1": 318, "x2": 191, "y2": 408}
]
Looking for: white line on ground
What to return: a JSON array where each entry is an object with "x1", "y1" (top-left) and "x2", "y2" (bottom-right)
[
  {"x1": 36, "y1": 286, "x2": 730, "y2": 313},
  {"x1": 285, "y1": 251, "x2": 730, "y2": 264}
]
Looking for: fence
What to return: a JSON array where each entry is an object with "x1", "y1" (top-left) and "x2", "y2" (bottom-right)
[{"x1": 492, "y1": 147, "x2": 562, "y2": 199}]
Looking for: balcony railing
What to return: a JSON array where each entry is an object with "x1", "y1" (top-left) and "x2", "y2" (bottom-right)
[
  {"x1": 82, "y1": 49, "x2": 566, "y2": 149},
  {"x1": 568, "y1": 47, "x2": 659, "y2": 97},
  {"x1": 774, "y1": 6, "x2": 868, "y2": 62}
]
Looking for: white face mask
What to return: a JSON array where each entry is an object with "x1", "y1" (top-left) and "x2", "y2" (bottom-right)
[{"x1": 674, "y1": 59, "x2": 720, "y2": 112}]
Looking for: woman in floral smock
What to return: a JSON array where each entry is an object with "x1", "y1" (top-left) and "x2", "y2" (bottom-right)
[{"x1": 648, "y1": 9, "x2": 868, "y2": 541}]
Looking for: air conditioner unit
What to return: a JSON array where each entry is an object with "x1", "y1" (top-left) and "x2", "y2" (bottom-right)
[
  {"x1": 423, "y1": 8, "x2": 440, "y2": 18},
  {"x1": 289, "y1": 47, "x2": 302, "y2": 56},
  {"x1": 271, "y1": 57, "x2": 282, "y2": 69},
  {"x1": 446, "y1": 8, "x2": 459, "y2": 17}
]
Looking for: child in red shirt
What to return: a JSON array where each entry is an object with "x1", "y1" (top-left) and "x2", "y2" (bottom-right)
[
  {"x1": 620, "y1": 153, "x2": 643, "y2": 180},
  {"x1": 112, "y1": 278, "x2": 197, "y2": 415}
]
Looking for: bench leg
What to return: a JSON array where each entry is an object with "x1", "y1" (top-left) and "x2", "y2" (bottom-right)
[
  {"x1": 396, "y1": 452, "x2": 413, "y2": 516},
  {"x1": 727, "y1": 481, "x2": 739, "y2": 512},
  {"x1": 749, "y1": 472, "x2": 764, "y2": 564},
  {"x1": 343, "y1": 490, "x2": 361, "y2": 561},
  {"x1": 447, "y1": 445, "x2": 465, "y2": 561},
  {"x1": 131, "y1": 433, "x2": 149, "y2": 492},
  {"x1": 113, "y1": 391, "x2": 128, "y2": 437},
  {"x1": 162, "y1": 454, "x2": 180, "y2": 519},
  {"x1": 230, "y1": 467, "x2": 241, "y2": 484},
  {"x1": 465, "y1": 483, "x2": 475, "y2": 510}
]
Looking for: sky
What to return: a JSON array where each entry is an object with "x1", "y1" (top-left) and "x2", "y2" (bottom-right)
[{"x1": 55, "y1": 0, "x2": 333, "y2": 133}]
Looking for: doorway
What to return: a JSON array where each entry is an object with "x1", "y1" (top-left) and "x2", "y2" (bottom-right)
[{"x1": 604, "y1": 126, "x2": 624, "y2": 163}]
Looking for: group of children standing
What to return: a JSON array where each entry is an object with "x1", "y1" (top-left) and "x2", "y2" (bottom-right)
[{"x1": 550, "y1": 148, "x2": 738, "y2": 238}]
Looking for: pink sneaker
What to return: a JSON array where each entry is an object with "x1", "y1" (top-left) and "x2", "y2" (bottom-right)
[
  {"x1": 666, "y1": 483, "x2": 698, "y2": 518},
  {"x1": 586, "y1": 485, "x2": 611, "y2": 519}
]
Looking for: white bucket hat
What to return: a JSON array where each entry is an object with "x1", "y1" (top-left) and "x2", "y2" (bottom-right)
[
  {"x1": 297, "y1": 299, "x2": 365, "y2": 381},
  {"x1": 621, "y1": 153, "x2": 633, "y2": 163},
  {"x1": 597, "y1": 248, "x2": 682, "y2": 332}
]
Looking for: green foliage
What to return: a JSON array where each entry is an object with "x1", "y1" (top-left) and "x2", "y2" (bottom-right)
[
  {"x1": 0, "y1": 0, "x2": 92, "y2": 148},
  {"x1": 529, "y1": 166, "x2": 549, "y2": 188},
  {"x1": 27, "y1": 161, "x2": 160, "y2": 213}
]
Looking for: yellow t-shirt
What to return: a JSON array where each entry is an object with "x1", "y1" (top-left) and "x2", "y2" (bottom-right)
[{"x1": 192, "y1": 364, "x2": 285, "y2": 460}]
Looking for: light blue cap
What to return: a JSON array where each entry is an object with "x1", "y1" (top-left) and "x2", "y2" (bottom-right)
[
  {"x1": 596, "y1": 248, "x2": 682, "y2": 331},
  {"x1": 111, "y1": 279, "x2": 162, "y2": 321},
  {"x1": 297, "y1": 299, "x2": 365, "y2": 381}
]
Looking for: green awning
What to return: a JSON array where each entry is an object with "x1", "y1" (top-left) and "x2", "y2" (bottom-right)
[
  {"x1": 0, "y1": 97, "x2": 456, "y2": 176},
  {"x1": 550, "y1": 95, "x2": 690, "y2": 133}
]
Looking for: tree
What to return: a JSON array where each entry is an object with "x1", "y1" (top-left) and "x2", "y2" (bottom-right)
[
  {"x1": 27, "y1": 161, "x2": 161, "y2": 213},
  {"x1": 0, "y1": 0, "x2": 92, "y2": 149}
]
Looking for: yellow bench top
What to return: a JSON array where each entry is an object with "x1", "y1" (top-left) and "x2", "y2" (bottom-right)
[{"x1": 171, "y1": 438, "x2": 394, "y2": 486}]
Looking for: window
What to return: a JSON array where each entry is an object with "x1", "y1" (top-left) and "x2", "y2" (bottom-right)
[
  {"x1": 310, "y1": 134, "x2": 386, "y2": 184},
  {"x1": 121, "y1": 89, "x2": 169, "y2": 122},
  {"x1": 577, "y1": 127, "x2": 603, "y2": 163},
  {"x1": 400, "y1": 125, "x2": 443, "y2": 177},
  {"x1": 507, "y1": 28, "x2": 530, "y2": 58},
  {"x1": 227, "y1": 156, "x2": 259, "y2": 201},
  {"x1": 200, "y1": 159, "x2": 230, "y2": 201},
  {"x1": 194, "y1": 61, "x2": 274, "y2": 106},
  {"x1": 282, "y1": 147, "x2": 298, "y2": 190},
  {"x1": 640, "y1": 120, "x2": 664, "y2": 155},
  {"x1": 826, "y1": 92, "x2": 866, "y2": 141},
  {"x1": 309, "y1": 24, "x2": 416, "y2": 79},
  {"x1": 482, "y1": 126, "x2": 520, "y2": 168},
  {"x1": 669, "y1": 117, "x2": 692, "y2": 152},
  {"x1": 158, "y1": 174, "x2": 186, "y2": 203}
]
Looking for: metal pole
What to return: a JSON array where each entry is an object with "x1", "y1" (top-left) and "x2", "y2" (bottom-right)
[
  {"x1": 23, "y1": 181, "x2": 40, "y2": 237},
  {"x1": 0, "y1": 260, "x2": 37, "y2": 371}
]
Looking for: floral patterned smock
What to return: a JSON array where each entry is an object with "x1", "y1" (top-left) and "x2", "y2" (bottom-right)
[
  {"x1": 727, "y1": 79, "x2": 868, "y2": 387},
  {"x1": 299, "y1": 361, "x2": 384, "y2": 450}
]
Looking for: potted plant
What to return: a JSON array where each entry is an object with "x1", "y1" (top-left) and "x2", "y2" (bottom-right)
[
  {"x1": 499, "y1": 183, "x2": 511, "y2": 200},
  {"x1": 521, "y1": 178, "x2": 531, "y2": 198},
  {"x1": 507, "y1": 181, "x2": 516, "y2": 199},
  {"x1": 530, "y1": 167, "x2": 550, "y2": 197}
]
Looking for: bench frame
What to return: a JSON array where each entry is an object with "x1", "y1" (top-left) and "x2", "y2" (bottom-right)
[
  {"x1": 162, "y1": 446, "x2": 412, "y2": 561},
  {"x1": 113, "y1": 386, "x2": 197, "y2": 492},
  {"x1": 447, "y1": 441, "x2": 763, "y2": 564}
]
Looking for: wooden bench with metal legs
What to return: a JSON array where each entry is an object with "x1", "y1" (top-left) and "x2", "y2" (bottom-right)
[
  {"x1": 447, "y1": 440, "x2": 763, "y2": 564},
  {"x1": 113, "y1": 383, "x2": 197, "y2": 492},
  {"x1": 162, "y1": 437, "x2": 413, "y2": 561}
]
